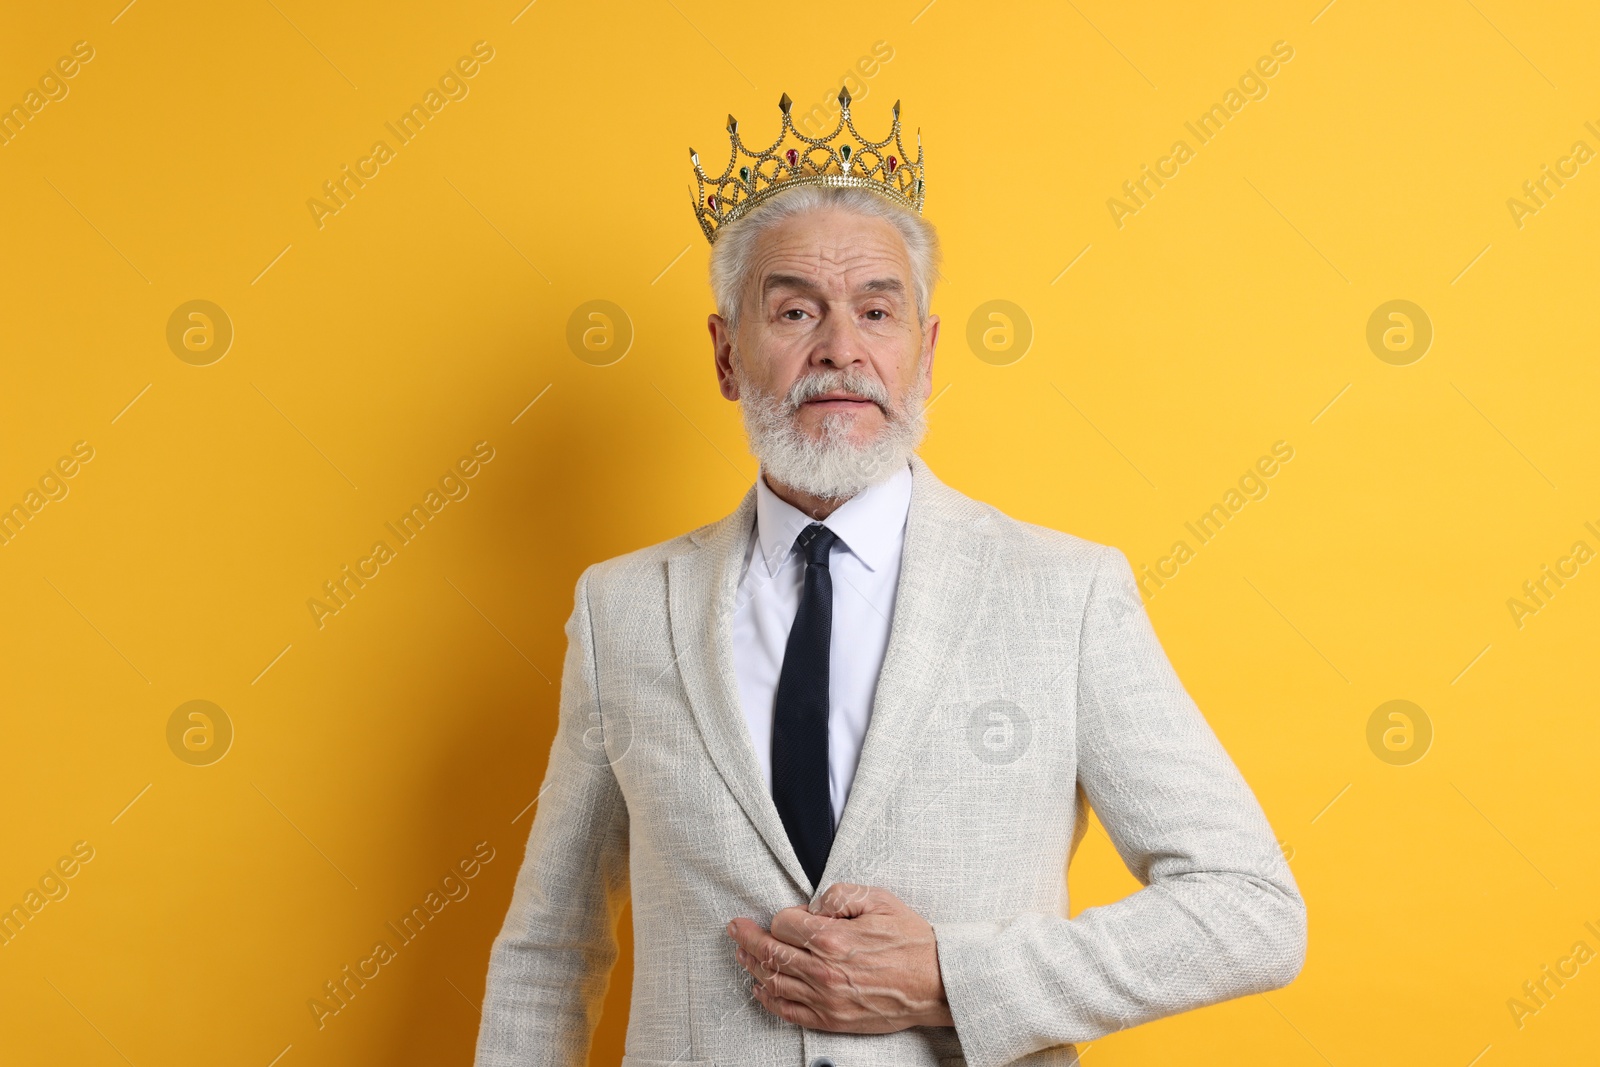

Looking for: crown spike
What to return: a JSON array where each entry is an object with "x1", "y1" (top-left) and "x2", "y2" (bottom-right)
[
  {"x1": 778, "y1": 92, "x2": 792, "y2": 114},
  {"x1": 892, "y1": 99, "x2": 901, "y2": 120},
  {"x1": 689, "y1": 147, "x2": 700, "y2": 168},
  {"x1": 837, "y1": 85, "x2": 851, "y2": 109},
  {"x1": 726, "y1": 114, "x2": 737, "y2": 134}
]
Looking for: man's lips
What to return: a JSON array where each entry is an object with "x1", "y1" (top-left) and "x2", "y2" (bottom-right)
[{"x1": 803, "y1": 393, "x2": 877, "y2": 408}]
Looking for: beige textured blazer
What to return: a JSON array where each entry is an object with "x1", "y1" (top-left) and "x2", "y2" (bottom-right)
[{"x1": 474, "y1": 455, "x2": 1306, "y2": 1067}]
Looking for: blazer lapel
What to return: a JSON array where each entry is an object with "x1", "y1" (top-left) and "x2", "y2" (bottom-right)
[
  {"x1": 667, "y1": 485, "x2": 815, "y2": 895},
  {"x1": 821, "y1": 455, "x2": 998, "y2": 888}
]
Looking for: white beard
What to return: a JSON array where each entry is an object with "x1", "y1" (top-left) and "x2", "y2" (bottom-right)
[{"x1": 733, "y1": 359, "x2": 929, "y2": 501}]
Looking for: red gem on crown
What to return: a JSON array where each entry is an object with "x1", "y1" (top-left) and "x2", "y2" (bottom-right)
[
  {"x1": 785, "y1": 148, "x2": 799, "y2": 168},
  {"x1": 886, "y1": 155, "x2": 898, "y2": 172},
  {"x1": 707, "y1": 194, "x2": 718, "y2": 211}
]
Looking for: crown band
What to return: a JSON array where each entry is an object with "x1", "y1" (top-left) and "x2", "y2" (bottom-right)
[{"x1": 690, "y1": 87, "x2": 925, "y2": 244}]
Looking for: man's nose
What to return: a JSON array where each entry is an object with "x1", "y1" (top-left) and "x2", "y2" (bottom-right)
[{"x1": 810, "y1": 311, "x2": 865, "y2": 368}]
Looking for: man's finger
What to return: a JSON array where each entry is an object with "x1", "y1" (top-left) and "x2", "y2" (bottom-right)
[
  {"x1": 733, "y1": 945, "x2": 776, "y2": 982},
  {"x1": 743, "y1": 958, "x2": 822, "y2": 1009},
  {"x1": 768, "y1": 905, "x2": 838, "y2": 952},
  {"x1": 751, "y1": 978, "x2": 828, "y2": 1029},
  {"x1": 727, "y1": 917, "x2": 824, "y2": 983},
  {"x1": 811, "y1": 881, "x2": 883, "y2": 919}
]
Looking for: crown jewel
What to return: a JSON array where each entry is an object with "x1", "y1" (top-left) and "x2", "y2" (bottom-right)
[{"x1": 690, "y1": 88, "x2": 925, "y2": 244}]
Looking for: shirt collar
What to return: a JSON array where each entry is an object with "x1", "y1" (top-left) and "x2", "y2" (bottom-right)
[{"x1": 754, "y1": 461, "x2": 914, "y2": 579}]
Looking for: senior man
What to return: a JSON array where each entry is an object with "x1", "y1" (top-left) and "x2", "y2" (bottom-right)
[{"x1": 474, "y1": 90, "x2": 1306, "y2": 1067}]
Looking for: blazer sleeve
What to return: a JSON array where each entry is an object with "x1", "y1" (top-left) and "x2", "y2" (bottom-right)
[
  {"x1": 932, "y1": 544, "x2": 1307, "y2": 1067},
  {"x1": 474, "y1": 564, "x2": 631, "y2": 1067}
]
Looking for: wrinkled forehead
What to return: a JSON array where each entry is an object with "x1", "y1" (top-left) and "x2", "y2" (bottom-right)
[{"x1": 743, "y1": 208, "x2": 913, "y2": 300}]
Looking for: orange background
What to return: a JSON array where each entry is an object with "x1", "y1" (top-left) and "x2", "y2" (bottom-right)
[{"x1": 2, "y1": 1, "x2": 1597, "y2": 1064}]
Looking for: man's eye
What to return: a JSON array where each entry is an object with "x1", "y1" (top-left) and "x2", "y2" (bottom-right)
[
  {"x1": 864, "y1": 309, "x2": 886, "y2": 320},
  {"x1": 781, "y1": 308, "x2": 807, "y2": 320}
]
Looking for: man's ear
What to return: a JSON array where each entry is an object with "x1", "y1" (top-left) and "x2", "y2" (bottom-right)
[
  {"x1": 710, "y1": 314, "x2": 740, "y2": 401},
  {"x1": 919, "y1": 313, "x2": 940, "y2": 396}
]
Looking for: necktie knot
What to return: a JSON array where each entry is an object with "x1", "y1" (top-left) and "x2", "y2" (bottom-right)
[{"x1": 794, "y1": 523, "x2": 840, "y2": 568}]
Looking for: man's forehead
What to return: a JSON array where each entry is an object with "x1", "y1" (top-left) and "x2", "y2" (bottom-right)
[{"x1": 748, "y1": 214, "x2": 911, "y2": 293}]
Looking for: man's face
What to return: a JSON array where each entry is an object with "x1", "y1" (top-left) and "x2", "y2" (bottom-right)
[{"x1": 709, "y1": 207, "x2": 939, "y2": 448}]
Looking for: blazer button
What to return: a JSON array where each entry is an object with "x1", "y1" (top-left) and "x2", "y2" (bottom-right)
[{"x1": 809, "y1": 1058, "x2": 837, "y2": 1067}]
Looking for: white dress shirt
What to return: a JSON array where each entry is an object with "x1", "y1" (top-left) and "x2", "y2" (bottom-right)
[{"x1": 731, "y1": 461, "x2": 915, "y2": 830}]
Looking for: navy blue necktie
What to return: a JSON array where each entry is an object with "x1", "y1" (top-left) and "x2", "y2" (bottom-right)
[{"x1": 771, "y1": 522, "x2": 840, "y2": 887}]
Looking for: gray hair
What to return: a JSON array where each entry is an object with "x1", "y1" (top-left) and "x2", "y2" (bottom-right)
[{"x1": 708, "y1": 185, "x2": 941, "y2": 334}]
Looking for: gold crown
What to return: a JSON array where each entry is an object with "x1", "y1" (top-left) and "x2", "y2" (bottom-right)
[{"x1": 690, "y1": 87, "x2": 925, "y2": 244}]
